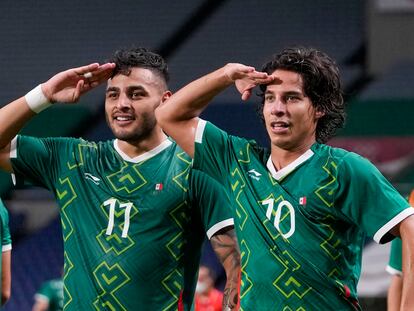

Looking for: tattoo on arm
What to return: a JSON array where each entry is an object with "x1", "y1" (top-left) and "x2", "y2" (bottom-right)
[{"x1": 210, "y1": 228, "x2": 240, "y2": 310}]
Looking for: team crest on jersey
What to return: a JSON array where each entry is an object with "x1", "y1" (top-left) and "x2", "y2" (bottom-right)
[
  {"x1": 299, "y1": 196, "x2": 307, "y2": 205},
  {"x1": 247, "y1": 169, "x2": 262, "y2": 181},
  {"x1": 84, "y1": 173, "x2": 101, "y2": 185},
  {"x1": 155, "y1": 183, "x2": 163, "y2": 191}
]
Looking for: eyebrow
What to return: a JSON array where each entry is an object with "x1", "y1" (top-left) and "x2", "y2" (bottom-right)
[
  {"x1": 283, "y1": 90, "x2": 303, "y2": 96},
  {"x1": 106, "y1": 85, "x2": 148, "y2": 93},
  {"x1": 106, "y1": 86, "x2": 119, "y2": 93}
]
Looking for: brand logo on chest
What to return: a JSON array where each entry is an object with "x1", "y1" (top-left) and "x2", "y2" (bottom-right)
[
  {"x1": 247, "y1": 169, "x2": 262, "y2": 181},
  {"x1": 84, "y1": 173, "x2": 101, "y2": 185}
]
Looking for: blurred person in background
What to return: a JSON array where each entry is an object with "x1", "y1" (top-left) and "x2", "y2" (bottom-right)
[
  {"x1": 195, "y1": 265, "x2": 223, "y2": 311},
  {"x1": 32, "y1": 278, "x2": 63, "y2": 311},
  {"x1": 0, "y1": 198, "x2": 11, "y2": 306}
]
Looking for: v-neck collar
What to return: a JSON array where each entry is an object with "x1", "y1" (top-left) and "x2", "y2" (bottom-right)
[
  {"x1": 113, "y1": 138, "x2": 172, "y2": 163},
  {"x1": 267, "y1": 149, "x2": 314, "y2": 181}
]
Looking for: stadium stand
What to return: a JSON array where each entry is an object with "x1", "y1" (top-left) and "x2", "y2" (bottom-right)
[{"x1": 359, "y1": 60, "x2": 414, "y2": 100}]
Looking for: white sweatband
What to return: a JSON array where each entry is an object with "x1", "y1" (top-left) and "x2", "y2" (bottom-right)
[{"x1": 24, "y1": 84, "x2": 52, "y2": 113}]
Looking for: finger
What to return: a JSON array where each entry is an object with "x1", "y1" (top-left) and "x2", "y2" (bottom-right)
[
  {"x1": 73, "y1": 63, "x2": 100, "y2": 77},
  {"x1": 239, "y1": 65, "x2": 256, "y2": 73},
  {"x1": 241, "y1": 90, "x2": 252, "y2": 101},
  {"x1": 89, "y1": 81, "x2": 100, "y2": 88},
  {"x1": 248, "y1": 71, "x2": 271, "y2": 79},
  {"x1": 255, "y1": 76, "x2": 275, "y2": 85},
  {"x1": 73, "y1": 80, "x2": 84, "y2": 101},
  {"x1": 86, "y1": 63, "x2": 115, "y2": 83}
]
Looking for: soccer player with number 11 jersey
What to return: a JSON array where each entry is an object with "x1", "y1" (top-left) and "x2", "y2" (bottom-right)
[{"x1": 0, "y1": 48, "x2": 240, "y2": 310}]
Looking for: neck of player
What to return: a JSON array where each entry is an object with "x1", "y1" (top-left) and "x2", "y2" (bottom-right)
[
  {"x1": 117, "y1": 127, "x2": 168, "y2": 158},
  {"x1": 270, "y1": 139, "x2": 315, "y2": 171}
]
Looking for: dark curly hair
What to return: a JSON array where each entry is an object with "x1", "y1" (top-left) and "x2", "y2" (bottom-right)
[
  {"x1": 258, "y1": 47, "x2": 345, "y2": 143},
  {"x1": 109, "y1": 47, "x2": 169, "y2": 87}
]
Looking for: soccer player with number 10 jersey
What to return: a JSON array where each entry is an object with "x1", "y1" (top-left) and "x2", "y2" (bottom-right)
[{"x1": 156, "y1": 47, "x2": 414, "y2": 310}]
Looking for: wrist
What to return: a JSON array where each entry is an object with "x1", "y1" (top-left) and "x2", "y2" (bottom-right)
[
  {"x1": 24, "y1": 84, "x2": 52, "y2": 113},
  {"x1": 221, "y1": 65, "x2": 237, "y2": 85}
]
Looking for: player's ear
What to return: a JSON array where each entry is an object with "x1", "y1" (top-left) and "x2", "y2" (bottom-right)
[
  {"x1": 161, "y1": 91, "x2": 172, "y2": 103},
  {"x1": 315, "y1": 107, "x2": 325, "y2": 119}
]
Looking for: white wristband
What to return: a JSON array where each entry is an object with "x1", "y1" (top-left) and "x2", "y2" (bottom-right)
[{"x1": 24, "y1": 84, "x2": 52, "y2": 113}]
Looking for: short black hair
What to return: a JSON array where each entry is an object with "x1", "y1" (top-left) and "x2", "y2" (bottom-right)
[
  {"x1": 258, "y1": 46, "x2": 345, "y2": 143},
  {"x1": 109, "y1": 47, "x2": 169, "y2": 85}
]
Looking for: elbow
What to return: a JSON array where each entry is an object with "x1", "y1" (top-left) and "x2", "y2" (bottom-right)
[{"x1": 2, "y1": 289, "x2": 11, "y2": 305}]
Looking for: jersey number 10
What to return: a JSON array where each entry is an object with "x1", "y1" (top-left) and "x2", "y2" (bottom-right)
[{"x1": 262, "y1": 199, "x2": 295, "y2": 239}]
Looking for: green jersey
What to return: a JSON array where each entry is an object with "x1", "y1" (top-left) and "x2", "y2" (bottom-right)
[
  {"x1": 34, "y1": 279, "x2": 64, "y2": 311},
  {"x1": 0, "y1": 199, "x2": 11, "y2": 299},
  {"x1": 193, "y1": 120, "x2": 412, "y2": 310},
  {"x1": 387, "y1": 238, "x2": 402, "y2": 276},
  {"x1": 11, "y1": 136, "x2": 233, "y2": 310}
]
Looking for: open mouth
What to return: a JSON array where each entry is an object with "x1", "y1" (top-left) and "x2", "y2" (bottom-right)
[
  {"x1": 113, "y1": 115, "x2": 135, "y2": 125},
  {"x1": 270, "y1": 121, "x2": 289, "y2": 130},
  {"x1": 114, "y1": 116, "x2": 134, "y2": 121}
]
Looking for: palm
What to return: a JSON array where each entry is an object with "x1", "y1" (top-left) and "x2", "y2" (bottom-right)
[
  {"x1": 224, "y1": 63, "x2": 273, "y2": 101},
  {"x1": 49, "y1": 72, "x2": 87, "y2": 103},
  {"x1": 235, "y1": 78, "x2": 256, "y2": 96},
  {"x1": 43, "y1": 63, "x2": 115, "y2": 103}
]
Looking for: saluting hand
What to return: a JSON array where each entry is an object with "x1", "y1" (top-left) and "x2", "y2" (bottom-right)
[
  {"x1": 41, "y1": 62, "x2": 116, "y2": 103},
  {"x1": 223, "y1": 63, "x2": 274, "y2": 101}
]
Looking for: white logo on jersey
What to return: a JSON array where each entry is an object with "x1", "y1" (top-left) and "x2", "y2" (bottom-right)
[
  {"x1": 84, "y1": 173, "x2": 101, "y2": 185},
  {"x1": 247, "y1": 169, "x2": 262, "y2": 181}
]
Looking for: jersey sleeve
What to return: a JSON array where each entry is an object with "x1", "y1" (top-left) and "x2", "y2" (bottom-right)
[
  {"x1": 34, "y1": 281, "x2": 52, "y2": 302},
  {"x1": 386, "y1": 238, "x2": 402, "y2": 276},
  {"x1": 193, "y1": 119, "x2": 233, "y2": 182},
  {"x1": 336, "y1": 152, "x2": 413, "y2": 244},
  {"x1": 189, "y1": 169, "x2": 234, "y2": 239},
  {"x1": 10, "y1": 135, "x2": 73, "y2": 190},
  {"x1": 0, "y1": 200, "x2": 11, "y2": 252}
]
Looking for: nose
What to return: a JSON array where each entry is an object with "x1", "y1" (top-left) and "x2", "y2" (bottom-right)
[
  {"x1": 116, "y1": 93, "x2": 131, "y2": 109},
  {"x1": 270, "y1": 98, "x2": 286, "y2": 116}
]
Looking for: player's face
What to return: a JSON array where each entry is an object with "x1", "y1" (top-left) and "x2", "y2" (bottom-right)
[
  {"x1": 105, "y1": 68, "x2": 168, "y2": 143},
  {"x1": 262, "y1": 69, "x2": 323, "y2": 152}
]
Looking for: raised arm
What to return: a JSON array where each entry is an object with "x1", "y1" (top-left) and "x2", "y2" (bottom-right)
[
  {"x1": 155, "y1": 63, "x2": 273, "y2": 158},
  {"x1": 210, "y1": 227, "x2": 240, "y2": 311},
  {"x1": 0, "y1": 62, "x2": 114, "y2": 172}
]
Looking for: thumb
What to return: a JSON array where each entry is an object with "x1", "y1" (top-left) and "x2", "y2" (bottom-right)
[
  {"x1": 72, "y1": 80, "x2": 84, "y2": 102},
  {"x1": 241, "y1": 90, "x2": 252, "y2": 101}
]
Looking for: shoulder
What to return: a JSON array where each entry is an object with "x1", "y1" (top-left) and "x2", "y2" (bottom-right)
[
  {"x1": 50, "y1": 279, "x2": 64, "y2": 289},
  {"x1": 314, "y1": 143, "x2": 374, "y2": 169},
  {"x1": 317, "y1": 144, "x2": 387, "y2": 187},
  {"x1": 168, "y1": 139, "x2": 192, "y2": 161}
]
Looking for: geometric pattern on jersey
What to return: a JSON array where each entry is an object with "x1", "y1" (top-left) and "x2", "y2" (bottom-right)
[
  {"x1": 11, "y1": 136, "x2": 233, "y2": 311},
  {"x1": 193, "y1": 120, "x2": 412, "y2": 311}
]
